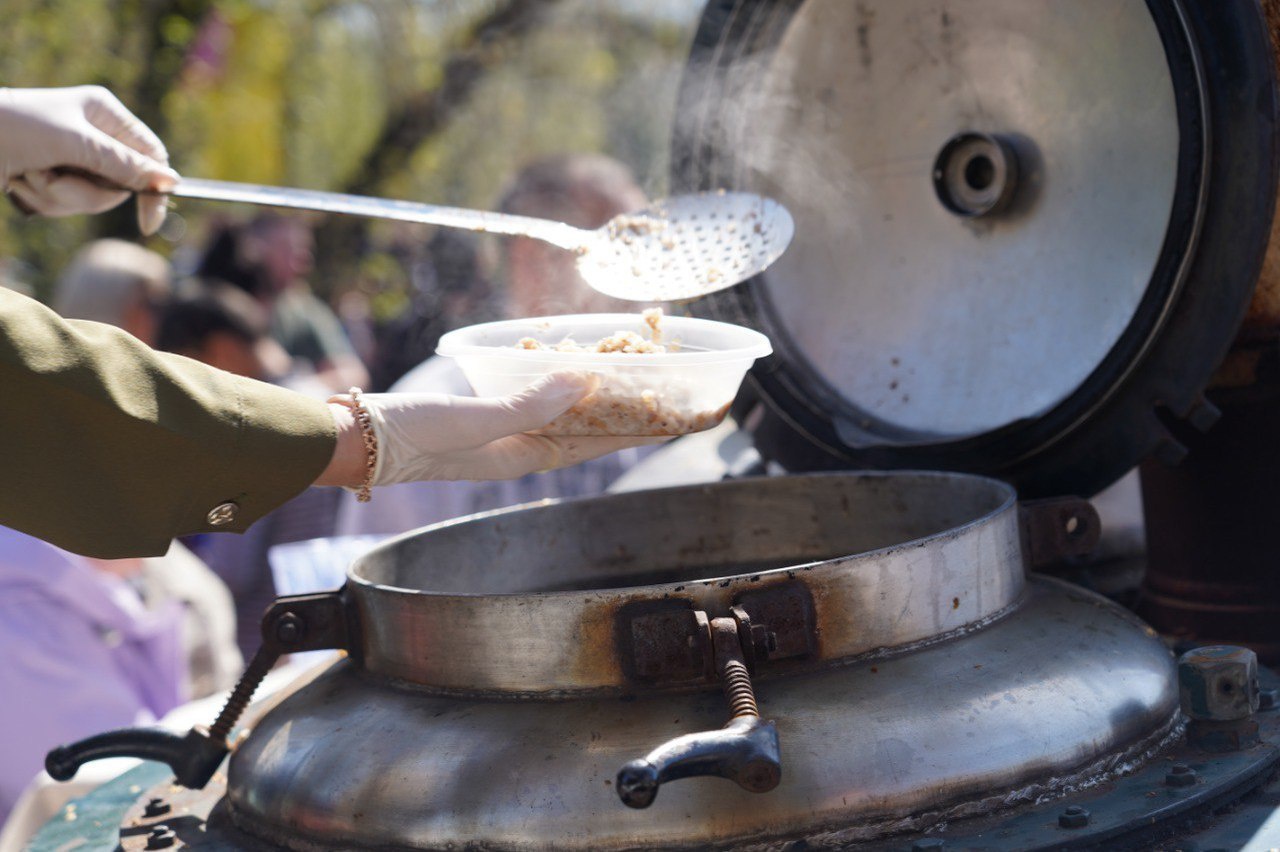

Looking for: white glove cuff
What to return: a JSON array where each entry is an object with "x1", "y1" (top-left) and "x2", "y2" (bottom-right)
[{"x1": 362, "y1": 394, "x2": 390, "y2": 487}]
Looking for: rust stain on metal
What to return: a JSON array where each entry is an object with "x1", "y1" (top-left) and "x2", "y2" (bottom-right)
[
  {"x1": 568, "y1": 598, "x2": 630, "y2": 687},
  {"x1": 734, "y1": 581, "x2": 819, "y2": 663},
  {"x1": 612, "y1": 598, "x2": 710, "y2": 685}
]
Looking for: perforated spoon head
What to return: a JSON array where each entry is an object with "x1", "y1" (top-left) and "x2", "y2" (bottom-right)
[{"x1": 576, "y1": 192, "x2": 794, "y2": 302}]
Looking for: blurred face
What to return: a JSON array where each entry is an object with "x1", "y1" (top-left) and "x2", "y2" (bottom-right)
[
  {"x1": 121, "y1": 292, "x2": 160, "y2": 346},
  {"x1": 501, "y1": 173, "x2": 648, "y2": 318},
  {"x1": 505, "y1": 239, "x2": 630, "y2": 318},
  {"x1": 193, "y1": 332, "x2": 291, "y2": 382},
  {"x1": 255, "y1": 220, "x2": 314, "y2": 291},
  {"x1": 87, "y1": 557, "x2": 144, "y2": 578}
]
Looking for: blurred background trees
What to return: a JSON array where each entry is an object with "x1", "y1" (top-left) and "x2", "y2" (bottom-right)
[{"x1": 0, "y1": 0, "x2": 697, "y2": 307}]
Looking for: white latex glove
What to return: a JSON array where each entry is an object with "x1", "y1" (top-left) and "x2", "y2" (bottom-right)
[
  {"x1": 0, "y1": 86, "x2": 179, "y2": 235},
  {"x1": 352, "y1": 373, "x2": 664, "y2": 484}
]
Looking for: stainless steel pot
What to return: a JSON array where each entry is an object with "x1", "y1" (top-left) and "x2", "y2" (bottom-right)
[{"x1": 207, "y1": 472, "x2": 1176, "y2": 850}]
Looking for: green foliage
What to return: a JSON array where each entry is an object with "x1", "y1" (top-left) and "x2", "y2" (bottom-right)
[{"x1": 0, "y1": 0, "x2": 696, "y2": 303}]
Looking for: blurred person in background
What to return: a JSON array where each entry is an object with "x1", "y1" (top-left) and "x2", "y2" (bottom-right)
[
  {"x1": 0, "y1": 527, "x2": 243, "y2": 824},
  {"x1": 496, "y1": 154, "x2": 647, "y2": 317},
  {"x1": 195, "y1": 214, "x2": 369, "y2": 394},
  {"x1": 157, "y1": 280, "x2": 291, "y2": 383},
  {"x1": 51, "y1": 251, "x2": 243, "y2": 699},
  {"x1": 158, "y1": 282, "x2": 343, "y2": 658},
  {"x1": 0, "y1": 258, "x2": 37, "y2": 299},
  {"x1": 338, "y1": 153, "x2": 658, "y2": 537},
  {"x1": 370, "y1": 228, "x2": 494, "y2": 392},
  {"x1": 52, "y1": 238, "x2": 171, "y2": 345}
]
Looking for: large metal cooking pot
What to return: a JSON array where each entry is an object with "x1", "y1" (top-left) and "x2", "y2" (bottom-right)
[
  {"x1": 45, "y1": 473, "x2": 1176, "y2": 849},
  {"x1": 175, "y1": 473, "x2": 1173, "y2": 850}
]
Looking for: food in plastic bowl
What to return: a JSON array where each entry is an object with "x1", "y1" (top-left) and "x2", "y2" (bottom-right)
[{"x1": 436, "y1": 312, "x2": 773, "y2": 436}]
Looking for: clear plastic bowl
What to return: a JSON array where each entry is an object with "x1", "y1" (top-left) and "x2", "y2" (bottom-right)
[{"x1": 436, "y1": 313, "x2": 773, "y2": 436}]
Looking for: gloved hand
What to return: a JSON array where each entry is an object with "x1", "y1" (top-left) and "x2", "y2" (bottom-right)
[
  {"x1": 339, "y1": 373, "x2": 664, "y2": 486},
  {"x1": 0, "y1": 86, "x2": 179, "y2": 235}
]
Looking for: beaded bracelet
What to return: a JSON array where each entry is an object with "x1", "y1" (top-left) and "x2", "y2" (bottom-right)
[{"x1": 344, "y1": 387, "x2": 379, "y2": 503}]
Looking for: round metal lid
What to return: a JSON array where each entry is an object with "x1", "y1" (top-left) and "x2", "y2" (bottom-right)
[{"x1": 675, "y1": 0, "x2": 1279, "y2": 497}]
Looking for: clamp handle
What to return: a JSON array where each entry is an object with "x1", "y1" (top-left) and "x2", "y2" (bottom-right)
[
  {"x1": 44, "y1": 591, "x2": 350, "y2": 789},
  {"x1": 616, "y1": 615, "x2": 781, "y2": 808},
  {"x1": 616, "y1": 715, "x2": 780, "y2": 808},
  {"x1": 46, "y1": 726, "x2": 228, "y2": 789}
]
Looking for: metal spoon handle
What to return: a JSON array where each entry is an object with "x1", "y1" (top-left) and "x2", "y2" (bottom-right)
[{"x1": 170, "y1": 177, "x2": 590, "y2": 251}]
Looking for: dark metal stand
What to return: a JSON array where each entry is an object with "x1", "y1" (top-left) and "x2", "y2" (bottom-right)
[{"x1": 1138, "y1": 386, "x2": 1280, "y2": 663}]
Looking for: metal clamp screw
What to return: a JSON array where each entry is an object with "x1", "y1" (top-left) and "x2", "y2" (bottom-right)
[
  {"x1": 1058, "y1": 805, "x2": 1090, "y2": 829},
  {"x1": 730, "y1": 605, "x2": 777, "y2": 672},
  {"x1": 274, "y1": 612, "x2": 304, "y2": 645},
  {"x1": 1165, "y1": 763, "x2": 1197, "y2": 787},
  {"x1": 145, "y1": 825, "x2": 177, "y2": 849},
  {"x1": 142, "y1": 797, "x2": 171, "y2": 818}
]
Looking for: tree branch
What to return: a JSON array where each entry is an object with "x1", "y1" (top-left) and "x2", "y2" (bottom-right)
[{"x1": 311, "y1": 0, "x2": 562, "y2": 292}]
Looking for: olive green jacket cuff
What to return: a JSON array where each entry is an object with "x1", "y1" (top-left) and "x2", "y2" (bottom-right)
[{"x1": 1, "y1": 287, "x2": 337, "y2": 558}]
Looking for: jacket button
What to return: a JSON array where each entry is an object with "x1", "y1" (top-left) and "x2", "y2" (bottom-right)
[{"x1": 206, "y1": 502, "x2": 239, "y2": 526}]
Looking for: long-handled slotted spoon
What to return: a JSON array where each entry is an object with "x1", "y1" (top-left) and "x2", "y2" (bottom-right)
[{"x1": 165, "y1": 178, "x2": 794, "y2": 302}]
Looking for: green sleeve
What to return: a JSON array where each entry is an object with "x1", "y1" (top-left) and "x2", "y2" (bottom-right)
[{"x1": 0, "y1": 287, "x2": 337, "y2": 558}]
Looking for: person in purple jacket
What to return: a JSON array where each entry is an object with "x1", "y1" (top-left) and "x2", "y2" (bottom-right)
[{"x1": 0, "y1": 529, "x2": 191, "y2": 822}]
